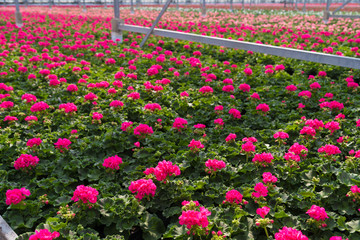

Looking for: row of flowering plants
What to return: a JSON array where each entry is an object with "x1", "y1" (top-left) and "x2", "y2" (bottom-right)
[{"x1": 0, "y1": 6, "x2": 360, "y2": 240}]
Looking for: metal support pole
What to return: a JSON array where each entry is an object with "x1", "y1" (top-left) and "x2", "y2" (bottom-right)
[
  {"x1": 242, "y1": 0, "x2": 244, "y2": 9},
  {"x1": 302, "y1": 0, "x2": 306, "y2": 12},
  {"x1": 131, "y1": 0, "x2": 134, "y2": 14},
  {"x1": 323, "y1": 0, "x2": 331, "y2": 23},
  {"x1": 105, "y1": 0, "x2": 108, "y2": 9},
  {"x1": 15, "y1": 0, "x2": 23, "y2": 28},
  {"x1": 83, "y1": 0, "x2": 86, "y2": 12},
  {"x1": 176, "y1": 0, "x2": 179, "y2": 10},
  {"x1": 230, "y1": 0, "x2": 233, "y2": 11},
  {"x1": 201, "y1": 0, "x2": 206, "y2": 17},
  {"x1": 112, "y1": 0, "x2": 123, "y2": 43},
  {"x1": 295, "y1": 0, "x2": 298, "y2": 10},
  {"x1": 139, "y1": 0, "x2": 172, "y2": 48},
  {"x1": 114, "y1": 0, "x2": 119, "y2": 18},
  {"x1": 49, "y1": 0, "x2": 52, "y2": 9}
]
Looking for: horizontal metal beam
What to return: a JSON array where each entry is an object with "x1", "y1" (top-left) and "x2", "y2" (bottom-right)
[
  {"x1": 119, "y1": 24, "x2": 360, "y2": 69},
  {"x1": 331, "y1": 14, "x2": 360, "y2": 18}
]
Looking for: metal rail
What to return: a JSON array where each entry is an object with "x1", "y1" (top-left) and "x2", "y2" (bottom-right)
[
  {"x1": 118, "y1": 24, "x2": 360, "y2": 69},
  {"x1": 0, "y1": 215, "x2": 18, "y2": 240}
]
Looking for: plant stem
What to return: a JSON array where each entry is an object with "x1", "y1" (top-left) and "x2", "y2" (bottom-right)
[{"x1": 264, "y1": 227, "x2": 269, "y2": 239}]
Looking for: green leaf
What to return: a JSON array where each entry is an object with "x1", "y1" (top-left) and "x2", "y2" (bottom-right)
[
  {"x1": 141, "y1": 213, "x2": 166, "y2": 240},
  {"x1": 46, "y1": 217, "x2": 67, "y2": 232},
  {"x1": 274, "y1": 210, "x2": 289, "y2": 219},
  {"x1": 346, "y1": 220, "x2": 360, "y2": 233},
  {"x1": 299, "y1": 191, "x2": 315, "y2": 198},
  {"x1": 337, "y1": 216, "x2": 346, "y2": 231}
]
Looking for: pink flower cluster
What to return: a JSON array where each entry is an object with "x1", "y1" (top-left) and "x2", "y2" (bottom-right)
[
  {"x1": 54, "y1": 138, "x2": 71, "y2": 152},
  {"x1": 194, "y1": 124, "x2": 206, "y2": 129},
  {"x1": 305, "y1": 119, "x2": 324, "y2": 130},
  {"x1": 324, "y1": 121, "x2": 340, "y2": 134},
  {"x1": 71, "y1": 185, "x2": 99, "y2": 205},
  {"x1": 134, "y1": 124, "x2": 154, "y2": 137},
  {"x1": 199, "y1": 86, "x2": 213, "y2": 94},
  {"x1": 252, "y1": 153, "x2": 274, "y2": 166},
  {"x1": 262, "y1": 172, "x2": 278, "y2": 184},
  {"x1": 225, "y1": 133, "x2": 236, "y2": 142},
  {"x1": 228, "y1": 108, "x2": 241, "y2": 119},
  {"x1": 298, "y1": 90, "x2": 312, "y2": 99},
  {"x1": 284, "y1": 152, "x2": 301, "y2": 163},
  {"x1": 242, "y1": 141, "x2": 256, "y2": 153},
  {"x1": 275, "y1": 227, "x2": 308, "y2": 240},
  {"x1": 25, "y1": 115, "x2": 38, "y2": 123},
  {"x1": 59, "y1": 102, "x2": 77, "y2": 113},
  {"x1": 318, "y1": 144, "x2": 341, "y2": 156},
  {"x1": 310, "y1": 82, "x2": 321, "y2": 90},
  {"x1": 129, "y1": 179, "x2": 157, "y2": 200},
  {"x1": 103, "y1": 155, "x2": 123, "y2": 170},
  {"x1": 0, "y1": 101, "x2": 14, "y2": 109},
  {"x1": 29, "y1": 229, "x2": 60, "y2": 240},
  {"x1": 109, "y1": 100, "x2": 124, "y2": 108},
  {"x1": 121, "y1": 121, "x2": 133, "y2": 132},
  {"x1": 252, "y1": 182, "x2": 268, "y2": 199},
  {"x1": 84, "y1": 92, "x2": 98, "y2": 101},
  {"x1": 144, "y1": 103, "x2": 162, "y2": 111},
  {"x1": 6, "y1": 188, "x2": 31, "y2": 205},
  {"x1": 173, "y1": 117, "x2": 188, "y2": 131},
  {"x1": 30, "y1": 101, "x2": 49, "y2": 112},
  {"x1": 14, "y1": 154, "x2": 39, "y2": 170},
  {"x1": 4, "y1": 116, "x2": 18, "y2": 122},
  {"x1": 214, "y1": 105, "x2": 223, "y2": 113},
  {"x1": 179, "y1": 207, "x2": 211, "y2": 230},
  {"x1": 256, "y1": 103, "x2": 270, "y2": 113},
  {"x1": 223, "y1": 189, "x2": 247, "y2": 206},
  {"x1": 350, "y1": 185, "x2": 360, "y2": 194},
  {"x1": 144, "y1": 160, "x2": 181, "y2": 183},
  {"x1": 256, "y1": 206, "x2": 270, "y2": 218},
  {"x1": 214, "y1": 118, "x2": 224, "y2": 126},
  {"x1": 205, "y1": 159, "x2": 226, "y2": 174},
  {"x1": 288, "y1": 143, "x2": 308, "y2": 158},
  {"x1": 21, "y1": 93, "x2": 37, "y2": 103},
  {"x1": 243, "y1": 137, "x2": 258, "y2": 143},
  {"x1": 300, "y1": 126, "x2": 316, "y2": 138},
  {"x1": 92, "y1": 112, "x2": 103, "y2": 120},
  {"x1": 286, "y1": 85, "x2": 297, "y2": 92},
  {"x1": 319, "y1": 101, "x2": 344, "y2": 111},
  {"x1": 27, "y1": 138, "x2": 42, "y2": 148},
  {"x1": 273, "y1": 131, "x2": 289, "y2": 139},
  {"x1": 330, "y1": 237, "x2": 348, "y2": 240},
  {"x1": 67, "y1": 84, "x2": 78, "y2": 92},
  {"x1": 251, "y1": 92, "x2": 260, "y2": 100},
  {"x1": 188, "y1": 139, "x2": 204, "y2": 152},
  {"x1": 238, "y1": 83, "x2": 251, "y2": 92},
  {"x1": 306, "y1": 205, "x2": 329, "y2": 221}
]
